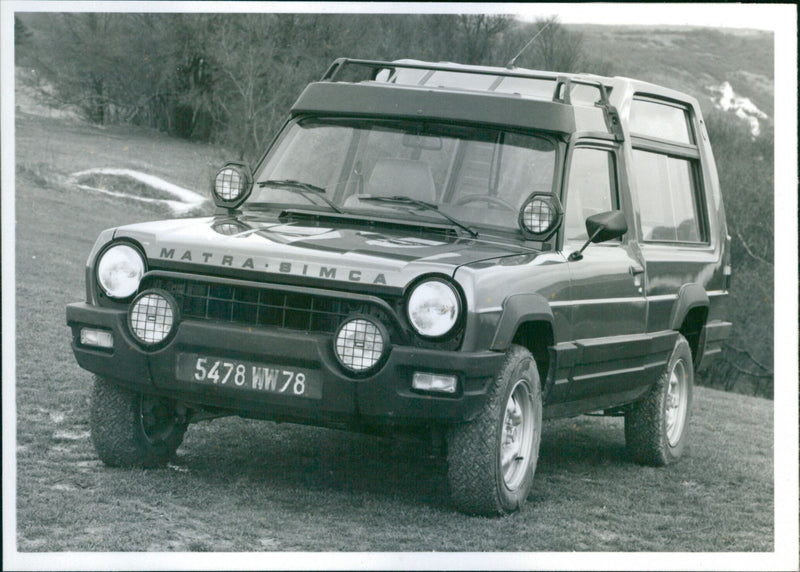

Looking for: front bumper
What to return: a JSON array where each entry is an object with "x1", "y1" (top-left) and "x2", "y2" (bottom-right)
[{"x1": 67, "y1": 302, "x2": 504, "y2": 427}]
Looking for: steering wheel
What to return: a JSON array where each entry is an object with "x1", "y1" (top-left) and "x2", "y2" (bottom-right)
[{"x1": 454, "y1": 194, "x2": 517, "y2": 211}]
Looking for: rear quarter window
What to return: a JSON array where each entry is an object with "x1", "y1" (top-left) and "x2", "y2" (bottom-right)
[{"x1": 629, "y1": 98, "x2": 693, "y2": 145}]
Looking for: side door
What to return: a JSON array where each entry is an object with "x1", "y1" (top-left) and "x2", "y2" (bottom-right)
[{"x1": 560, "y1": 141, "x2": 649, "y2": 405}]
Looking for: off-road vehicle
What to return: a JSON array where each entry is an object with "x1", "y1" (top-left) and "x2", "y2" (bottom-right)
[{"x1": 67, "y1": 58, "x2": 732, "y2": 515}]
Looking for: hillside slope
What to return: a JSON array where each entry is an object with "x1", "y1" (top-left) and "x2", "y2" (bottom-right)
[{"x1": 572, "y1": 25, "x2": 773, "y2": 129}]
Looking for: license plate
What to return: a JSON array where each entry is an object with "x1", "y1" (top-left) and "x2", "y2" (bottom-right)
[{"x1": 176, "y1": 354, "x2": 322, "y2": 399}]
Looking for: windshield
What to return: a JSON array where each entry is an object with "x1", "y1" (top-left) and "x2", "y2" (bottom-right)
[{"x1": 251, "y1": 118, "x2": 557, "y2": 232}]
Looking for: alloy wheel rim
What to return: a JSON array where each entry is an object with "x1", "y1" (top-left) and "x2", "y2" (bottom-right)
[
  {"x1": 665, "y1": 359, "x2": 688, "y2": 446},
  {"x1": 500, "y1": 379, "x2": 535, "y2": 490}
]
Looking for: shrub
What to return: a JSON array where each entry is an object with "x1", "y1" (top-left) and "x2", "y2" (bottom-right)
[{"x1": 699, "y1": 111, "x2": 774, "y2": 397}]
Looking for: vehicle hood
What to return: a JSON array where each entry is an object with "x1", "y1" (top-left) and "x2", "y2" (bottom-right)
[{"x1": 113, "y1": 214, "x2": 536, "y2": 289}]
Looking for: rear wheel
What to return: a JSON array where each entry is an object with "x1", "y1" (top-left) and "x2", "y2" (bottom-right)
[
  {"x1": 447, "y1": 345, "x2": 542, "y2": 515},
  {"x1": 90, "y1": 376, "x2": 188, "y2": 468},
  {"x1": 625, "y1": 334, "x2": 693, "y2": 466}
]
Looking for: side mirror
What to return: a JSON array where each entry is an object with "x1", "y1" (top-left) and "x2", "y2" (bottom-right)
[
  {"x1": 586, "y1": 210, "x2": 628, "y2": 243},
  {"x1": 568, "y1": 210, "x2": 627, "y2": 261}
]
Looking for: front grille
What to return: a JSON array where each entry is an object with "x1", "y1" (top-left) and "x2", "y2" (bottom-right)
[{"x1": 143, "y1": 276, "x2": 396, "y2": 335}]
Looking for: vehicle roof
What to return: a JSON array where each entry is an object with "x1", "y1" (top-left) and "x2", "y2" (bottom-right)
[
  {"x1": 375, "y1": 59, "x2": 700, "y2": 108},
  {"x1": 290, "y1": 58, "x2": 699, "y2": 138}
]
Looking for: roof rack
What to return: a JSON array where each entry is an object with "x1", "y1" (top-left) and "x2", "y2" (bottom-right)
[
  {"x1": 320, "y1": 58, "x2": 623, "y2": 140},
  {"x1": 321, "y1": 58, "x2": 608, "y2": 104}
]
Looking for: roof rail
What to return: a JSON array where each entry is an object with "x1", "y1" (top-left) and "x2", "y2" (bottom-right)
[
  {"x1": 319, "y1": 58, "x2": 623, "y2": 140},
  {"x1": 321, "y1": 59, "x2": 597, "y2": 97}
]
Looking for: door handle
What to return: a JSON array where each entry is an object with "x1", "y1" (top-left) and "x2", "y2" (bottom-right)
[{"x1": 629, "y1": 264, "x2": 645, "y2": 292}]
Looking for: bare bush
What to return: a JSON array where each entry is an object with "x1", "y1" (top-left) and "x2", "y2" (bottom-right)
[
  {"x1": 18, "y1": 13, "x2": 518, "y2": 157},
  {"x1": 501, "y1": 17, "x2": 587, "y2": 72},
  {"x1": 698, "y1": 111, "x2": 774, "y2": 397}
]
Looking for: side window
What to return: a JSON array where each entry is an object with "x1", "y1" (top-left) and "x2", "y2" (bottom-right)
[
  {"x1": 629, "y1": 95, "x2": 708, "y2": 244},
  {"x1": 629, "y1": 98, "x2": 693, "y2": 144},
  {"x1": 632, "y1": 150, "x2": 704, "y2": 243},
  {"x1": 564, "y1": 148, "x2": 617, "y2": 241}
]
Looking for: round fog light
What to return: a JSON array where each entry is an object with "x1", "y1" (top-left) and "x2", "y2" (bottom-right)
[
  {"x1": 129, "y1": 291, "x2": 177, "y2": 345},
  {"x1": 334, "y1": 317, "x2": 387, "y2": 373}
]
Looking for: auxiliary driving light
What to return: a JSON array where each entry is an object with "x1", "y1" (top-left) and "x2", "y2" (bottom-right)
[
  {"x1": 519, "y1": 194, "x2": 562, "y2": 239},
  {"x1": 212, "y1": 162, "x2": 252, "y2": 209},
  {"x1": 412, "y1": 372, "x2": 458, "y2": 394},
  {"x1": 80, "y1": 328, "x2": 114, "y2": 349},
  {"x1": 128, "y1": 290, "x2": 177, "y2": 346},
  {"x1": 215, "y1": 167, "x2": 244, "y2": 201},
  {"x1": 334, "y1": 317, "x2": 387, "y2": 373}
]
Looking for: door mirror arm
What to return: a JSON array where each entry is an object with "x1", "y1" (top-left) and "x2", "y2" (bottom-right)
[
  {"x1": 568, "y1": 226, "x2": 604, "y2": 261},
  {"x1": 567, "y1": 210, "x2": 628, "y2": 262}
]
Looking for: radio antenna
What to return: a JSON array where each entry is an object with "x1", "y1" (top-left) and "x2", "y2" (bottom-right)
[{"x1": 506, "y1": 19, "x2": 554, "y2": 69}]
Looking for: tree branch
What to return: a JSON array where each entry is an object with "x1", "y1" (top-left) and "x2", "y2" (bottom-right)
[
  {"x1": 725, "y1": 360, "x2": 774, "y2": 379},
  {"x1": 725, "y1": 344, "x2": 773, "y2": 373},
  {"x1": 734, "y1": 229, "x2": 772, "y2": 266}
]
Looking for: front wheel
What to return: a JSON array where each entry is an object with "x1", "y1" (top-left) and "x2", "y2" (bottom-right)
[
  {"x1": 625, "y1": 334, "x2": 694, "y2": 466},
  {"x1": 90, "y1": 376, "x2": 188, "y2": 468},
  {"x1": 447, "y1": 345, "x2": 543, "y2": 516}
]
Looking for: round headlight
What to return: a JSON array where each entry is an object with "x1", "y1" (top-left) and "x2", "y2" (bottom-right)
[
  {"x1": 128, "y1": 291, "x2": 177, "y2": 346},
  {"x1": 519, "y1": 194, "x2": 562, "y2": 239},
  {"x1": 334, "y1": 317, "x2": 387, "y2": 373},
  {"x1": 406, "y1": 279, "x2": 460, "y2": 338},
  {"x1": 96, "y1": 243, "x2": 145, "y2": 299},
  {"x1": 213, "y1": 162, "x2": 252, "y2": 208}
]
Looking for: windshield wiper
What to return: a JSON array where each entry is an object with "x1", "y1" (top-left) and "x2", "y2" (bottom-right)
[
  {"x1": 357, "y1": 195, "x2": 478, "y2": 238},
  {"x1": 257, "y1": 179, "x2": 342, "y2": 213}
]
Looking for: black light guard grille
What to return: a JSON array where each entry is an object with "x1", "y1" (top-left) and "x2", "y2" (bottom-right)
[{"x1": 141, "y1": 273, "x2": 399, "y2": 337}]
